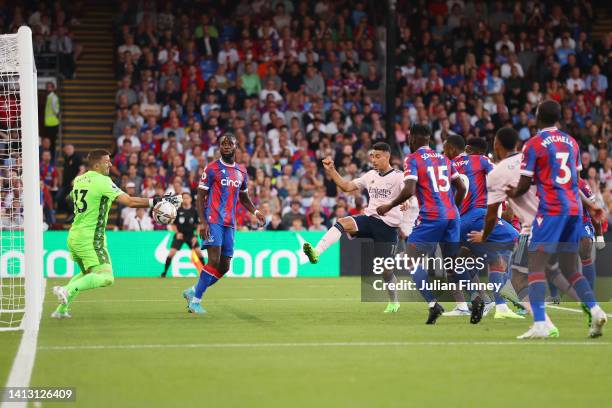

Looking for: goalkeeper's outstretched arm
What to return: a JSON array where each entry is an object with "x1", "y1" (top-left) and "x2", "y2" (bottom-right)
[
  {"x1": 115, "y1": 194, "x2": 152, "y2": 208},
  {"x1": 115, "y1": 194, "x2": 181, "y2": 209}
]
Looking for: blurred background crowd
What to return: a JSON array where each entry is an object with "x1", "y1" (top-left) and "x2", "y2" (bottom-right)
[{"x1": 2, "y1": 0, "x2": 611, "y2": 232}]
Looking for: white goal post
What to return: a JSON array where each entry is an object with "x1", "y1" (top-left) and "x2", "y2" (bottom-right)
[{"x1": 0, "y1": 26, "x2": 44, "y2": 332}]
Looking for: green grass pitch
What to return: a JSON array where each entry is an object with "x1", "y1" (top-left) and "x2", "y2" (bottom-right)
[{"x1": 2, "y1": 277, "x2": 611, "y2": 407}]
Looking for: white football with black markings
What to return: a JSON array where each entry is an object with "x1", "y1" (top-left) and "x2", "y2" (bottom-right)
[{"x1": 152, "y1": 201, "x2": 177, "y2": 225}]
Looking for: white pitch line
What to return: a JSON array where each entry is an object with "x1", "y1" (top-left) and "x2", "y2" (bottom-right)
[
  {"x1": 43, "y1": 297, "x2": 361, "y2": 303},
  {"x1": 548, "y1": 304, "x2": 612, "y2": 318},
  {"x1": 37, "y1": 340, "x2": 611, "y2": 351},
  {"x1": 2, "y1": 280, "x2": 46, "y2": 408}
]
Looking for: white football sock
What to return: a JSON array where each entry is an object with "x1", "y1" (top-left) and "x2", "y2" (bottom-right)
[{"x1": 315, "y1": 225, "x2": 343, "y2": 254}]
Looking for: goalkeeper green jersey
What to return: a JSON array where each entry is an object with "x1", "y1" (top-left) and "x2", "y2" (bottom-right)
[{"x1": 68, "y1": 171, "x2": 124, "y2": 246}]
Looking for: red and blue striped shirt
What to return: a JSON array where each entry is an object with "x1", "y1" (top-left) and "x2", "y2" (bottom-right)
[
  {"x1": 520, "y1": 127, "x2": 583, "y2": 216},
  {"x1": 198, "y1": 159, "x2": 248, "y2": 228},
  {"x1": 404, "y1": 146, "x2": 460, "y2": 220},
  {"x1": 452, "y1": 153, "x2": 494, "y2": 215}
]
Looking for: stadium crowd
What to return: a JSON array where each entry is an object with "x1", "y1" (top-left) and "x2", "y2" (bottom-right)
[
  {"x1": 0, "y1": 1, "x2": 83, "y2": 78},
  {"x1": 34, "y1": 0, "x2": 612, "y2": 232},
  {"x1": 0, "y1": 1, "x2": 83, "y2": 232}
]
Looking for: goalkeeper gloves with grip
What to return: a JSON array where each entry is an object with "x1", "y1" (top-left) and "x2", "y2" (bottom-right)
[{"x1": 149, "y1": 193, "x2": 183, "y2": 209}]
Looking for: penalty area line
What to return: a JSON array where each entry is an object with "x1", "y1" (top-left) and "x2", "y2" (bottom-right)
[{"x1": 37, "y1": 340, "x2": 611, "y2": 351}]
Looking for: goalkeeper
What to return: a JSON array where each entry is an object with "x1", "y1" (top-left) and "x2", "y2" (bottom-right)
[{"x1": 51, "y1": 149, "x2": 182, "y2": 318}]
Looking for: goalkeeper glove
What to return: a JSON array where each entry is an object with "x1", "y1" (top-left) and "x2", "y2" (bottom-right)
[
  {"x1": 163, "y1": 193, "x2": 183, "y2": 209},
  {"x1": 150, "y1": 193, "x2": 183, "y2": 209},
  {"x1": 595, "y1": 235, "x2": 606, "y2": 250}
]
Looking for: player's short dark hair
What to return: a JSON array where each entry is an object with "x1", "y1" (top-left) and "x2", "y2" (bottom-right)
[
  {"x1": 87, "y1": 149, "x2": 110, "y2": 166},
  {"x1": 495, "y1": 128, "x2": 519, "y2": 150},
  {"x1": 372, "y1": 142, "x2": 391, "y2": 153},
  {"x1": 537, "y1": 100, "x2": 561, "y2": 126},
  {"x1": 445, "y1": 135, "x2": 465, "y2": 151},
  {"x1": 466, "y1": 137, "x2": 488, "y2": 153},
  {"x1": 219, "y1": 133, "x2": 236, "y2": 144},
  {"x1": 410, "y1": 124, "x2": 431, "y2": 138}
]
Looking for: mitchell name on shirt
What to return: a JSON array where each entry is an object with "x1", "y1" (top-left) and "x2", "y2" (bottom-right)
[{"x1": 541, "y1": 134, "x2": 572, "y2": 147}]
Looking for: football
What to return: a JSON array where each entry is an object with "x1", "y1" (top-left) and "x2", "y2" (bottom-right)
[{"x1": 152, "y1": 201, "x2": 177, "y2": 225}]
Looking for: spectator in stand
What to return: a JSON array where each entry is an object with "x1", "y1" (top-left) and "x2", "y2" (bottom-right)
[
  {"x1": 39, "y1": 149, "x2": 59, "y2": 192},
  {"x1": 56, "y1": 144, "x2": 81, "y2": 214},
  {"x1": 241, "y1": 61, "x2": 261, "y2": 96},
  {"x1": 282, "y1": 199, "x2": 308, "y2": 229},
  {"x1": 49, "y1": 25, "x2": 75, "y2": 78},
  {"x1": 118, "y1": 34, "x2": 142, "y2": 61},
  {"x1": 585, "y1": 65, "x2": 608, "y2": 93},
  {"x1": 117, "y1": 124, "x2": 142, "y2": 151},
  {"x1": 111, "y1": 139, "x2": 133, "y2": 177},
  {"x1": 125, "y1": 208, "x2": 154, "y2": 231},
  {"x1": 116, "y1": 76, "x2": 138, "y2": 107},
  {"x1": 43, "y1": 82, "x2": 60, "y2": 154},
  {"x1": 39, "y1": 0, "x2": 607, "y2": 231}
]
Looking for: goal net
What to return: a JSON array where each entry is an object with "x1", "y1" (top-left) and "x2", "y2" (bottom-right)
[{"x1": 0, "y1": 27, "x2": 44, "y2": 332}]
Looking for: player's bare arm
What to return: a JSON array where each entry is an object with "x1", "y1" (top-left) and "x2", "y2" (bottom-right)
[
  {"x1": 239, "y1": 191, "x2": 265, "y2": 224},
  {"x1": 196, "y1": 187, "x2": 210, "y2": 240},
  {"x1": 377, "y1": 179, "x2": 415, "y2": 216},
  {"x1": 115, "y1": 193, "x2": 153, "y2": 208},
  {"x1": 501, "y1": 204, "x2": 514, "y2": 223},
  {"x1": 322, "y1": 157, "x2": 358, "y2": 192},
  {"x1": 579, "y1": 189, "x2": 606, "y2": 223},
  {"x1": 451, "y1": 176, "x2": 466, "y2": 208},
  {"x1": 399, "y1": 201, "x2": 411, "y2": 211}
]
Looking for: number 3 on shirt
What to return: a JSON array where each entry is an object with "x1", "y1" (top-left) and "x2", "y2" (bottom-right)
[
  {"x1": 427, "y1": 166, "x2": 450, "y2": 192},
  {"x1": 555, "y1": 152, "x2": 571, "y2": 185}
]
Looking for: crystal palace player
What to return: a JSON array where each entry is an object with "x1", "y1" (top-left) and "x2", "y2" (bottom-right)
[
  {"x1": 160, "y1": 192, "x2": 205, "y2": 278},
  {"x1": 506, "y1": 100, "x2": 607, "y2": 339},
  {"x1": 182, "y1": 134, "x2": 265, "y2": 314},
  {"x1": 469, "y1": 128, "x2": 561, "y2": 337},
  {"x1": 377, "y1": 125, "x2": 469, "y2": 325},
  {"x1": 443, "y1": 135, "x2": 522, "y2": 321}
]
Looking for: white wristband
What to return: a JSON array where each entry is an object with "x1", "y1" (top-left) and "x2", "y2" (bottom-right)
[
  {"x1": 254, "y1": 209, "x2": 261, "y2": 217},
  {"x1": 149, "y1": 198, "x2": 154, "y2": 208}
]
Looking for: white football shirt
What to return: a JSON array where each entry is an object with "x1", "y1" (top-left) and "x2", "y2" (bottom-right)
[
  {"x1": 487, "y1": 152, "x2": 539, "y2": 227},
  {"x1": 353, "y1": 169, "x2": 406, "y2": 227}
]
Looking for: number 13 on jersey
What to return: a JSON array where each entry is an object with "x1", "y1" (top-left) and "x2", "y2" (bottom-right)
[{"x1": 73, "y1": 189, "x2": 88, "y2": 213}]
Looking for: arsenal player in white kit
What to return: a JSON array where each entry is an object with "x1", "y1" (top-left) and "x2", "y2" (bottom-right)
[{"x1": 302, "y1": 142, "x2": 415, "y2": 313}]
